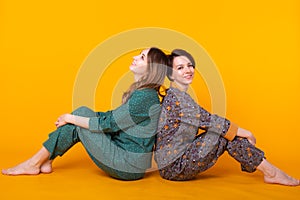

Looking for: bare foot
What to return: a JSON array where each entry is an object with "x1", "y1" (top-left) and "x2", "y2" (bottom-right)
[
  {"x1": 2, "y1": 147, "x2": 52, "y2": 176},
  {"x1": 264, "y1": 166, "x2": 300, "y2": 186},
  {"x1": 40, "y1": 160, "x2": 53, "y2": 174},
  {"x1": 2, "y1": 159, "x2": 41, "y2": 175},
  {"x1": 257, "y1": 159, "x2": 300, "y2": 186}
]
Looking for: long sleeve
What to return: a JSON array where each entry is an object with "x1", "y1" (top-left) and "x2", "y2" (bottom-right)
[
  {"x1": 194, "y1": 104, "x2": 238, "y2": 141},
  {"x1": 166, "y1": 88, "x2": 238, "y2": 141},
  {"x1": 88, "y1": 89, "x2": 160, "y2": 135}
]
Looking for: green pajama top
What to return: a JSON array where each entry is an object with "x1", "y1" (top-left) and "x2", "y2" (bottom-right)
[{"x1": 80, "y1": 88, "x2": 161, "y2": 176}]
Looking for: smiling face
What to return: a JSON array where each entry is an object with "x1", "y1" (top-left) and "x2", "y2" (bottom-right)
[
  {"x1": 171, "y1": 55, "x2": 195, "y2": 91},
  {"x1": 129, "y1": 48, "x2": 150, "y2": 80}
]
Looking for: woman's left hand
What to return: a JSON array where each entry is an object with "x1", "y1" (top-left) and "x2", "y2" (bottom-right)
[{"x1": 236, "y1": 127, "x2": 256, "y2": 146}]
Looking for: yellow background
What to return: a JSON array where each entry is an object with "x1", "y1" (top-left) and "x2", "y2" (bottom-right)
[{"x1": 1, "y1": 0, "x2": 299, "y2": 199}]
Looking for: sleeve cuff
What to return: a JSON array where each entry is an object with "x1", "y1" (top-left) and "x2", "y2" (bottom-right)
[
  {"x1": 224, "y1": 122, "x2": 238, "y2": 141},
  {"x1": 89, "y1": 117, "x2": 101, "y2": 132}
]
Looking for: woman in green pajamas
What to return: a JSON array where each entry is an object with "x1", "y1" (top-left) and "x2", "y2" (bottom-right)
[{"x1": 2, "y1": 47, "x2": 168, "y2": 180}]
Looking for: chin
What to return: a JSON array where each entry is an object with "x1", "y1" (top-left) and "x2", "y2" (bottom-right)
[
  {"x1": 129, "y1": 65, "x2": 135, "y2": 71},
  {"x1": 186, "y1": 79, "x2": 193, "y2": 84}
]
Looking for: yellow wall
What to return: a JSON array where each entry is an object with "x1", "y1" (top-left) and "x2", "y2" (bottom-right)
[{"x1": 1, "y1": 0, "x2": 299, "y2": 164}]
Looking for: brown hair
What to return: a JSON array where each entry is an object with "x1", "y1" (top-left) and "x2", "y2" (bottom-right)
[
  {"x1": 166, "y1": 49, "x2": 196, "y2": 81},
  {"x1": 166, "y1": 54, "x2": 175, "y2": 81},
  {"x1": 122, "y1": 47, "x2": 168, "y2": 104}
]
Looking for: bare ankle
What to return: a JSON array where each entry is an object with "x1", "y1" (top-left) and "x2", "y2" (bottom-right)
[
  {"x1": 257, "y1": 159, "x2": 300, "y2": 186},
  {"x1": 257, "y1": 159, "x2": 276, "y2": 178},
  {"x1": 40, "y1": 160, "x2": 53, "y2": 174}
]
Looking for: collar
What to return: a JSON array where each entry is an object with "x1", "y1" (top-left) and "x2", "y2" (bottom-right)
[{"x1": 170, "y1": 82, "x2": 188, "y2": 92}]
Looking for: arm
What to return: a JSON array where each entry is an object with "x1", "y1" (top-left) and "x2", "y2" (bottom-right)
[
  {"x1": 55, "y1": 114, "x2": 89, "y2": 129},
  {"x1": 197, "y1": 108, "x2": 239, "y2": 141},
  {"x1": 55, "y1": 89, "x2": 159, "y2": 133},
  {"x1": 196, "y1": 105, "x2": 258, "y2": 144},
  {"x1": 197, "y1": 106, "x2": 257, "y2": 144},
  {"x1": 55, "y1": 103, "x2": 151, "y2": 132},
  {"x1": 54, "y1": 108, "x2": 139, "y2": 133},
  {"x1": 167, "y1": 88, "x2": 255, "y2": 143},
  {"x1": 88, "y1": 89, "x2": 159, "y2": 133},
  {"x1": 236, "y1": 127, "x2": 256, "y2": 145},
  {"x1": 170, "y1": 88, "x2": 239, "y2": 141}
]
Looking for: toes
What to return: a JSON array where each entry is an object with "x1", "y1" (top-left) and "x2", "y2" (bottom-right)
[{"x1": 2, "y1": 169, "x2": 13, "y2": 175}]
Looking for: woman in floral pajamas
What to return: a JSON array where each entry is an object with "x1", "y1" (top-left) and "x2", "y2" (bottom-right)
[{"x1": 154, "y1": 49, "x2": 299, "y2": 186}]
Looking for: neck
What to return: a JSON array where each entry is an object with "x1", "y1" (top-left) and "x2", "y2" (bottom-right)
[
  {"x1": 134, "y1": 74, "x2": 142, "y2": 82},
  {"x1": 170, "y1": 82, "x2": 189, "y2": 92}
]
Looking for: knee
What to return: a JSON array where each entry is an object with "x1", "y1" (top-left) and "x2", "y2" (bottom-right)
[
  {"x1": 227, "y1": 137, "x2": 252, "y2": 155},
  {"x1": 228, "y1": 136, "x2": 247, "y2": 146},
  {"x1": 72, "y1": 106, "x2": 95, "y2": 117}
]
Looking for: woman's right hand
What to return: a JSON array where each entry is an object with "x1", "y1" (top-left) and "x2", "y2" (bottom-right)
[
  {"x1": 236, "y1": 127, "x2": 256, "y2": 146},
  {"x1": 55, "y1": 114, "x2": 72, "y2": 128}
]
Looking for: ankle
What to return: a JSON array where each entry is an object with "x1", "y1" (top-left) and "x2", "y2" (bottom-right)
[
  {"x1": 27, "y1": 157, "x2": 44, "y2": 169},
  {"x1": 257, "y1": 159, "x2": 276, "y2": 178}
]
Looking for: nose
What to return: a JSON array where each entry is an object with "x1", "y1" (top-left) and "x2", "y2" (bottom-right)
[{"x1": 184, "y1": 66, "x2": 192, "y2": 73}]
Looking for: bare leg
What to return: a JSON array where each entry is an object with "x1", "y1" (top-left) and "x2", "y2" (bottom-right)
[
  {"x1": 2, "y1": 146, "x2": 51, "y2": 175},
  {"x1": 257, "y1": 159, "x2": 300, "y2": 186}
]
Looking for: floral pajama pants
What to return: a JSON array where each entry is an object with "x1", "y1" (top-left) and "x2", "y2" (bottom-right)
[{"x1": 159, "y1": 132, "x2": 265, "y2": 181}]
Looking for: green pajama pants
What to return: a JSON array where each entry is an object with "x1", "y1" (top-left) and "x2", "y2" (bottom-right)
[{"x1": 43, "y1": 106, "x2": 144, "y2": 180}]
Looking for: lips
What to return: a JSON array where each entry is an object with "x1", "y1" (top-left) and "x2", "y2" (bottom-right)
[{"x1": 184, "y1": 74, "x2": 193, "y2": 79}]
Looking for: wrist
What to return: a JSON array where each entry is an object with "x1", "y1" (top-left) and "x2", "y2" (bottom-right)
[
  {"x1": 237, "y1": 127, "x2": 242, "y2": 137},
  {"x1": 237, "y1": 127, "x2": 248, "y2": 138},
  {"x1": 66, "y1": 114, "x2": 75, "y2": 124}
]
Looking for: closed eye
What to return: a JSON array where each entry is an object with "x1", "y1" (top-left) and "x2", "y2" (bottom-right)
[{"x1": 176, "y1": 65, "x2": 183, "y2": 70}]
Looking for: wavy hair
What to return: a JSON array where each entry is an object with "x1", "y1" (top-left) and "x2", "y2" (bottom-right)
[{"x1": 122, "y1": 47, "x2": 168, "y2": 104}]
